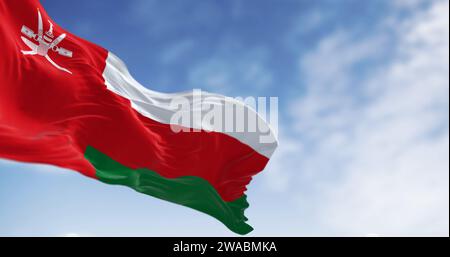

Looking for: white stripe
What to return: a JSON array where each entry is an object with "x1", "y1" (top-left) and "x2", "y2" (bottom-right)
[{"x1": 102, "y1": 52, "x2": 278, "y2": 158}]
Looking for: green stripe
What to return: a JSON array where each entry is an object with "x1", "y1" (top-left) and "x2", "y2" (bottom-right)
[{"x1": 84, "y1": 146, "x2": 253, "y2": 235}]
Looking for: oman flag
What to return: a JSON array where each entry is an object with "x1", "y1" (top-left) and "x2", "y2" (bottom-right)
[{"x1": 0, "y1": 0, "x2": 277, "y2": 234}]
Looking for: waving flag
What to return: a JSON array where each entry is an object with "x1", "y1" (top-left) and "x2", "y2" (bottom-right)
[{"x1": 0, "y1": 0, "x2": 277, "y2": 234}]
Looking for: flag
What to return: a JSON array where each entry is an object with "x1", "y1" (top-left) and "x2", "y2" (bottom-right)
[{"x1": 0, "y1": 0, "x2": 277, "y2": 235}]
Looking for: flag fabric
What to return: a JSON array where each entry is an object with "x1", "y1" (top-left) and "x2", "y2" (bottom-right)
[{"x1": 0, "y1": 0, "x2": 277, "y2": 234}]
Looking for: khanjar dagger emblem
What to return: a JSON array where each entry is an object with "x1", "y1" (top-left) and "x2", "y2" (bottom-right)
[{"x1": 20, "y1": 9, "x2": 73, "y2": 74}]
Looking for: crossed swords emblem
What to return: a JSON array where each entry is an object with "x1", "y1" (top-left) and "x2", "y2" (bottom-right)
[{"x1": 20, "y1": 9, "x2": 73, "y2": 74}]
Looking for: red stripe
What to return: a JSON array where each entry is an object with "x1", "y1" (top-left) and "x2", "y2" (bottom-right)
[
  {"x1": 84, "y1": 95, "x2": 270, "y2": 202},
  {"x1": 0, "y1": 0, "x2": 270, "y2": 202}
]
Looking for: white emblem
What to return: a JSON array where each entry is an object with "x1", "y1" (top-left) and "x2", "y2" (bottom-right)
[{"x1": 20, "y1": 9, "x2": 73, "y2": 74}]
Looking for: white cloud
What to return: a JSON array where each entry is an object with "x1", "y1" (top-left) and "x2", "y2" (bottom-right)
[
  {"x1": 188, "y1": 44, "x2": 273, "y2": 95},
  {"x1": 262, "y1": 132, "x2": 303, "y2": 192},
  {"x1": 160, "y1": 39, "x2": 195, "y2": 65},
  {"x1": 62, "y1": 233, "x2": 82, "y2": 237},
  {"x1": 283, "y1": 0, "x2": 449, "y2": 236},
  {"x1": 61, "y1": 233, "x2": 93, "y2": 237},
  {"x1": 129, "y1": 0, "x2": 223, "y2": 36},
  {"x1": 392, "y1": 0, "x2": 428, "y2": 9},
  {"x1": 285, "y1": 9, "x2": 329, "y2": 50}
]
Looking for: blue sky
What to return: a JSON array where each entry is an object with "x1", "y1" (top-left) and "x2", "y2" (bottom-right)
[{"x1": 0, "y1": 0, "x2": 448, "y2": 236}]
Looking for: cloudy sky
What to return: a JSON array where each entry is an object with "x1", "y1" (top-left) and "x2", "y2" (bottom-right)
[{"x1": 0, "y1": 0, "x2": 448, "y2": 236}]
